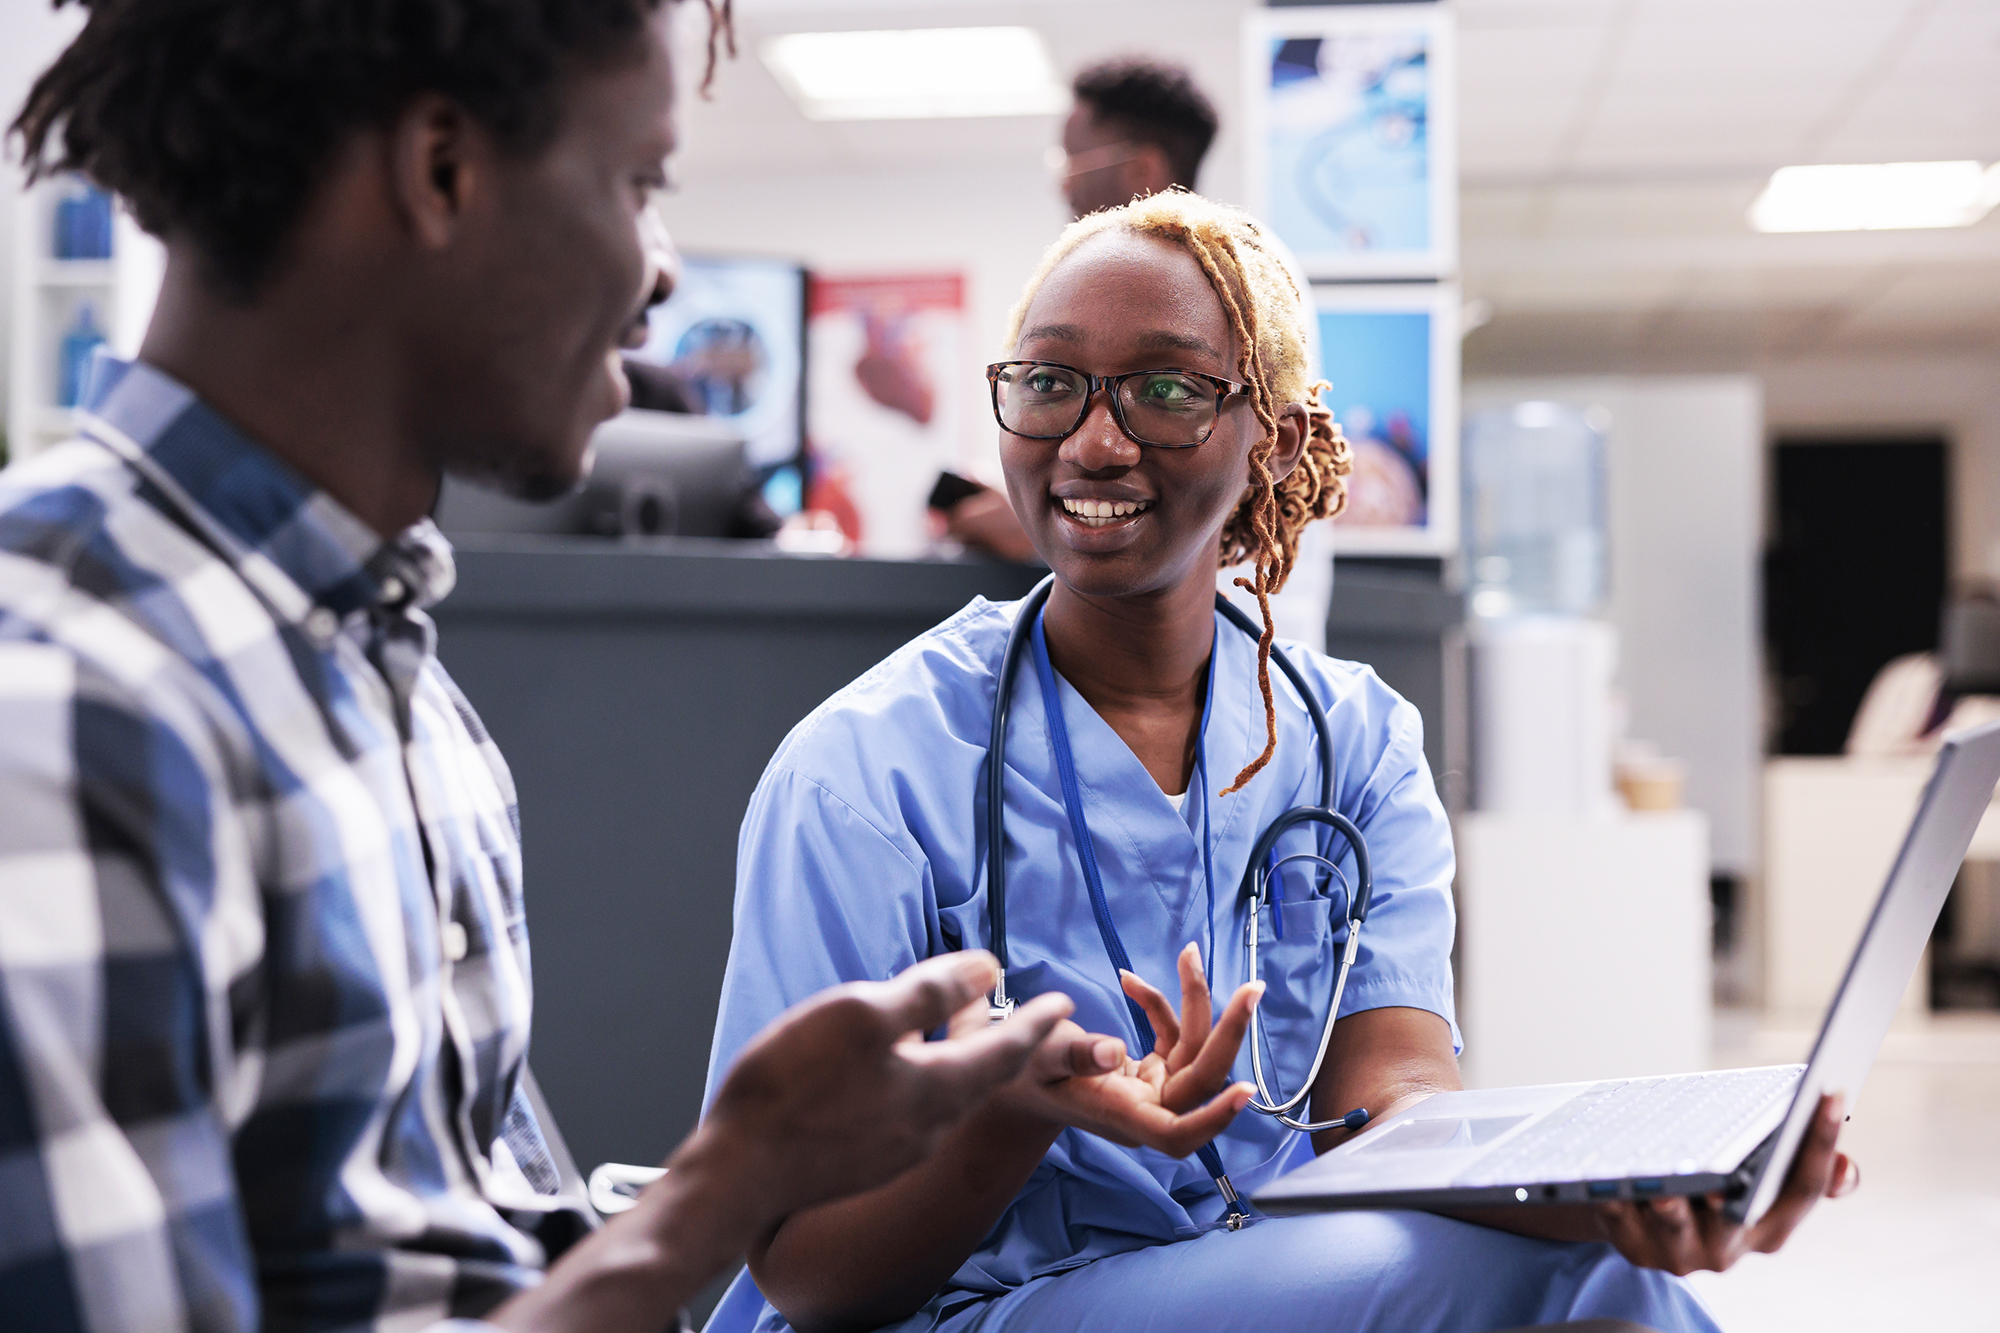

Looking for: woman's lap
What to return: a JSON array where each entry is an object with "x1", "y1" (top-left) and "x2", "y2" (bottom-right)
[{"x1": 942, "y1": 1212, "x2": 1721, "y2": 1333}]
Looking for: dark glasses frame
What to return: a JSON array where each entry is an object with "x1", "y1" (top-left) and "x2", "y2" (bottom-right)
[{"x1": 984, "y1": 359, "x2": 1251, "y2": 449}]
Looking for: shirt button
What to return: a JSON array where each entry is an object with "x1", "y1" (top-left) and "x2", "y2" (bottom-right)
[
  {"x1": 442, "y1": 920, "x2": 470, "y2": 962},
  {"x1": 303, "y1": 607, "x2": 340, "y2": 645},
  {"x1": 379, "y1": 575, "x2": 406, "y2": 604}
]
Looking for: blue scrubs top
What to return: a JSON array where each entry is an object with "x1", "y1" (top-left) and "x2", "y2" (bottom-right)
[{"x1": 701, "y1": 594, "x2": 1461, "y2": 1320}]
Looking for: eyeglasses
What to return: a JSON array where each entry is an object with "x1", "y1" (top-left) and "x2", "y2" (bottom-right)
[
  {"x1": 986, "y1": 360, "x2": 1250, "y2": 449},
  {"x1": 1044, "y1": 141, "x2": 1139, "y2": 181}
]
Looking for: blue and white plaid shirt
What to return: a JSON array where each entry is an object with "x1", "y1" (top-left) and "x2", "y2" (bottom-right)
[{"x1": 0, "y1": 358, "x2": 591, "y2": 1331}]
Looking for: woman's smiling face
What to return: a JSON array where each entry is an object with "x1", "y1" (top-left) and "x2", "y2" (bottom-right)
[{"x1": 1002, "y1": 230, "x2": 1284, "y2": 601}]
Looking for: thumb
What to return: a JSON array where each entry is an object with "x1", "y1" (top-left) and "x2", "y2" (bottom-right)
[{"x1": 875, "y1": 952, "x2": 1000, "y2": 1036}]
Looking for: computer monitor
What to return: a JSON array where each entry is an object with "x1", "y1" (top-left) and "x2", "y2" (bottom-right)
[
  {"x1": 434, "y1": 409, "x2": 758, "y2": 541},
  {"x1": 628, "y1": 253, "x2": 807, "y2": 472}
]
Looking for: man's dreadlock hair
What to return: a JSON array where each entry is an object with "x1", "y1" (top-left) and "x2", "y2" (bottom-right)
[
  {"x1": 10, "y1": 0, "x2": 735, "y2": 299},
  {"x1": 1004, "y1": 190, "x2": 1353, "y2": 796}
]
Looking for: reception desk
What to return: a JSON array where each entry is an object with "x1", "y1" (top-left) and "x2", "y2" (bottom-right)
[{"x1": 432, "y1": 540, "x2": 1458, "y2": 1178}]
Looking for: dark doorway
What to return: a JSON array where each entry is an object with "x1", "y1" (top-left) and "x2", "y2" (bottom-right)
[{"x1": 1765, "y1": 436, "x2": 1949, "y2": 755}]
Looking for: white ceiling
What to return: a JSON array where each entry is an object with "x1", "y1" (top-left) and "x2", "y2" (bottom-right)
[
  {"x1": 679, "y1": 0, "x2": 2000, "y2": 372},
  {"x1": 1452, "y1": 0, "x2": 2000, "y2": 370}
]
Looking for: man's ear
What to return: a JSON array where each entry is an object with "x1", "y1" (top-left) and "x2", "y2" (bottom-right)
[
  {"x1": 387, "y1": 93, "x2": 486, "y2": 251},
  {"x1": 1269, "y1": 403, "x2": 1311, "y2": 483},
  {"x1": 1125, "y1": 142, "x2": 1177, "y2": 202}
]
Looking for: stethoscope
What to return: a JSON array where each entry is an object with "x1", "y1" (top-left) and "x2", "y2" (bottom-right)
[{"x1": 982, "y1": 575, "x2": 1374, "y2": 1226}]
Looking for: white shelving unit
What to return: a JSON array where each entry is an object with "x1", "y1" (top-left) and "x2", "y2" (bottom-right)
[{"x1": 7, "y1": 177, "x2": 164, "y2": 463}]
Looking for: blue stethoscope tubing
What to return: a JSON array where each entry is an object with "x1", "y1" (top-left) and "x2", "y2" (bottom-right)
[{"x1": 981, "y1": 574, "x2": 1375, "y2": 1218}]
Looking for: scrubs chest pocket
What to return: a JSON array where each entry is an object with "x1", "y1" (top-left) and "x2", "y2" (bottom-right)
[{"x1": 1252, "y1": 897, "x2": 1338, "y2": 1061}]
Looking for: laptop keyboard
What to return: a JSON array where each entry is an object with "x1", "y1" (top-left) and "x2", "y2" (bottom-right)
[{"x1": 1453, "y1": 1066, "x2": 1803, "y2": 1187}]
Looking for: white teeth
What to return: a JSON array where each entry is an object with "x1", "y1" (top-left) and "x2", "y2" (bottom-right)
[{"x1": 1058, "y1": 497, "x2": 1150, "y2": 526}]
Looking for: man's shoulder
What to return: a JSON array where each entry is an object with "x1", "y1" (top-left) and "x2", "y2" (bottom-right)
[
  {"x1": 0, "y1": 439, "x2": 241, "y2": 714},
  {"x1": 0, "y1": 439, "x2": 138, "y2": 575}
]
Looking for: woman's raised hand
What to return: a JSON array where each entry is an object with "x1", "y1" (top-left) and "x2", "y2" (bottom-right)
[
  {"x1": 977, "y1": 943, "x2": 1260, "y2": 1158},
  {"x1": 1121, "y1": 942, "x2": 1265, "y2": 1113}
]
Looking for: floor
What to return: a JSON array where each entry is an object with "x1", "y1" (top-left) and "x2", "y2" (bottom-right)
[{"x1": 1683, "y1": 1010, "x2": 2000, "y2": 1332}]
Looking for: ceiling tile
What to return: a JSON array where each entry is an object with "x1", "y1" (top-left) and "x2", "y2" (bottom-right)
[
  {"x1": 1457, "y1": 0, "x2": 1629, "y2": 28},
  {"x1": 1605, "y1": 17, "x2": 1904, "y2": 93},
  {"x1": 1814, "y1": 81, "x2": 2000, "y2": 159},
  {"x1": 1673, "y1": 264, "x2": 1888, "y2": 310},
  {"x1": 1850, "y1": 263, "x2": 2000, "y2": 320},
  {"x1": 1889, "y1": 0, "x2": 2000, "y2": 84},
  {"x1": 1472, "y1": 264, "x2": 1689, "y2": 311},
  {"x1": 1536, "y1": 182, "x2": 1763, "y2": 238},
  {"x1": 1458, "y1": 25, "x2": 1608, "y2": 101},
  {"x1": 1459, "y1": 186, "x2": 1545, "y2": 241}
]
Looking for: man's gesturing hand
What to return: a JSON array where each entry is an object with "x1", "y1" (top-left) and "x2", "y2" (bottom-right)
[{"x1": 698, "y1": 951, "x2": 1071, "y2": 1218}]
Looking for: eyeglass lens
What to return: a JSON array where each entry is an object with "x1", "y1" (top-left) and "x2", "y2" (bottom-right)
[{"x1": 994, "y1": 364, "x2": 1217, "y2": 447}]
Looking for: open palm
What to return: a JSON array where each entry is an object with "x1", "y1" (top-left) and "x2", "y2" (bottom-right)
[{"x1": 972, "y1": 943, "x2": 1261, "y2": 1158}]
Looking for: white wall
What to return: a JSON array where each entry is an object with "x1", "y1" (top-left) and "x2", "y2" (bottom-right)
[{"x1": 1465, "y1": 375, "x2": 1766, "y2": 878}]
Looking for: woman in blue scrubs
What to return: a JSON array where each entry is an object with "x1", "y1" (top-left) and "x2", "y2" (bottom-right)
[{"x1": 703, "y1": 192, "x2": 1853, "y2": 1333}]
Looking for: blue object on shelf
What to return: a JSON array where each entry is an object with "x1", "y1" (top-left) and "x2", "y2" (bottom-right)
[
  {"x1": 53, "y1": 184, "x2": 114, "y2": 260},
  {"x1": 58, "y1": 304, "x2": 107, "y2": 408}
]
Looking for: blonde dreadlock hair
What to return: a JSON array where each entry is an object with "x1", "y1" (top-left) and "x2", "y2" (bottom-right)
[
  {"x1": 1003, "y1": 190, "x2": 1353, "y2": 796},
  {"x1": 694, "y1": 0, "x2": 737, "y2": 97}
]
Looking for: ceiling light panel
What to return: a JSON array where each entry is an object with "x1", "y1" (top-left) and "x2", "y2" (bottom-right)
[
  {"x1": 760, "y1": 27, "x2": 1066, "y2": 121},
  {"x1": 1747, "y1": 161, "x2": 2000, "y2": 233}
]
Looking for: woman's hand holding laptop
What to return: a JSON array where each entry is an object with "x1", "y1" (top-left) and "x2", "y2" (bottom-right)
[{"x1": 1594, "y1": 1092, "x2": 1859, "y2": 1275}]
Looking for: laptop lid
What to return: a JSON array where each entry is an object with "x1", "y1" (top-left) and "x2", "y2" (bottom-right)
[{"x1": 1737, "y1": 719, "x2": 2000, "y2": 1224}]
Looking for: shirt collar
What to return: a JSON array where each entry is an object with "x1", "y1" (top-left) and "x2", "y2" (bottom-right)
[{"x1": 77, "y1": 355, "x2": 456, "y2": 622}]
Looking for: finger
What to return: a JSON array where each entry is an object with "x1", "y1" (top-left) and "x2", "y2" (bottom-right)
[
  {"x1": 1120, "y1": 969, "x2": 1180, "y2": 1057},
  {"x1": 1171, "y1": 944, "x2": 1214, "y2": 1071},
  {"x1": 1064, "y1": 1034, "x2": 1128, "y2": 1077},
  {"x1": 1830, "y1": 1154, "x2": 1861, "y2": 1199},
  {"x1": 874, "y1": 952, "x2": 1002, "y2": 1038},
  {"x1": 1596, "y1": 1201, "x2": 1663, "y2": 1271},
  {"x1": 911, "y1": 991, "x2": 1074, "y2": 1096},
  {"x1": 1165, "y1": 981, "x2": 1263, "y2": 1107},
  {"x1": 1143, "y1": 1082, "x2": 1255, "y2": 1158},
  {"x1": 1752, "y1": 1093, "x2": 1844, "y2": 1252},
  {"x1": 1641, "y1": 1196, "x2": 1707, "y2": 1276}
]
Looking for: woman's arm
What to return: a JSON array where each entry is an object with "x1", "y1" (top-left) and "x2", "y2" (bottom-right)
[{"x1": 1305, "y1": 1005, "x2": 1463, "y2": 1154}]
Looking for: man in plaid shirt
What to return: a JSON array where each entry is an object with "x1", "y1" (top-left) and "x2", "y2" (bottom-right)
[{"x1": 0, "y1": 2, "x2": 1083, "y2": 1330}]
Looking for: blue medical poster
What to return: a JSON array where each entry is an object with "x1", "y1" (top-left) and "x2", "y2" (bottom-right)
[
  {"x1": 1247, "y1": 6, "x2": 1455, "y2": 279},
  {"x1": 1314, "y1": 283, "x2": 1458, "y2": 554},
  {"x1": 1319, "y1": 310, "x2": 1431, "y2": 531}
]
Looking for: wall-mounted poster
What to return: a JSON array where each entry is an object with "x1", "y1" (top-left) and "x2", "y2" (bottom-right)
[
  {"x1": 1316, "y1": 282, "x2": 1459, "y2": 555},
  {"x1": 1243, "y1": 4, "x2": 1456, "y2": 279},
  {"x1": 807, "y1": 273, "x2": 968, "y2": 558}
]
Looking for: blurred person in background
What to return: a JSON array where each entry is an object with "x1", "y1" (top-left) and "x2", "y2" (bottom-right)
[
  {"x1": 1057, "y1": 57, "x2": 1219, "y2": 220},
  {"x1": 937, "y1": 57, "x2": 1336, "y2": 650},
  {"x1": 0, "y1": 3, "x2": 1081, "y2": 1330}
]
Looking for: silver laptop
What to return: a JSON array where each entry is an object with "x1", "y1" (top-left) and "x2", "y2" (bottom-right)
[{"x1": 1254, "y1": 719, "x2": 2000, "y2": 1226}]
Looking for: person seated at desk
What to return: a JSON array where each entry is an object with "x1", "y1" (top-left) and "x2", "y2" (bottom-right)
[
  {"x1": 0, "y1": 3, "x2": 1078, "y2": 1330},
  {"x1": 705, "y1": 191, "x2": 1858, "y2": 1333}
]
